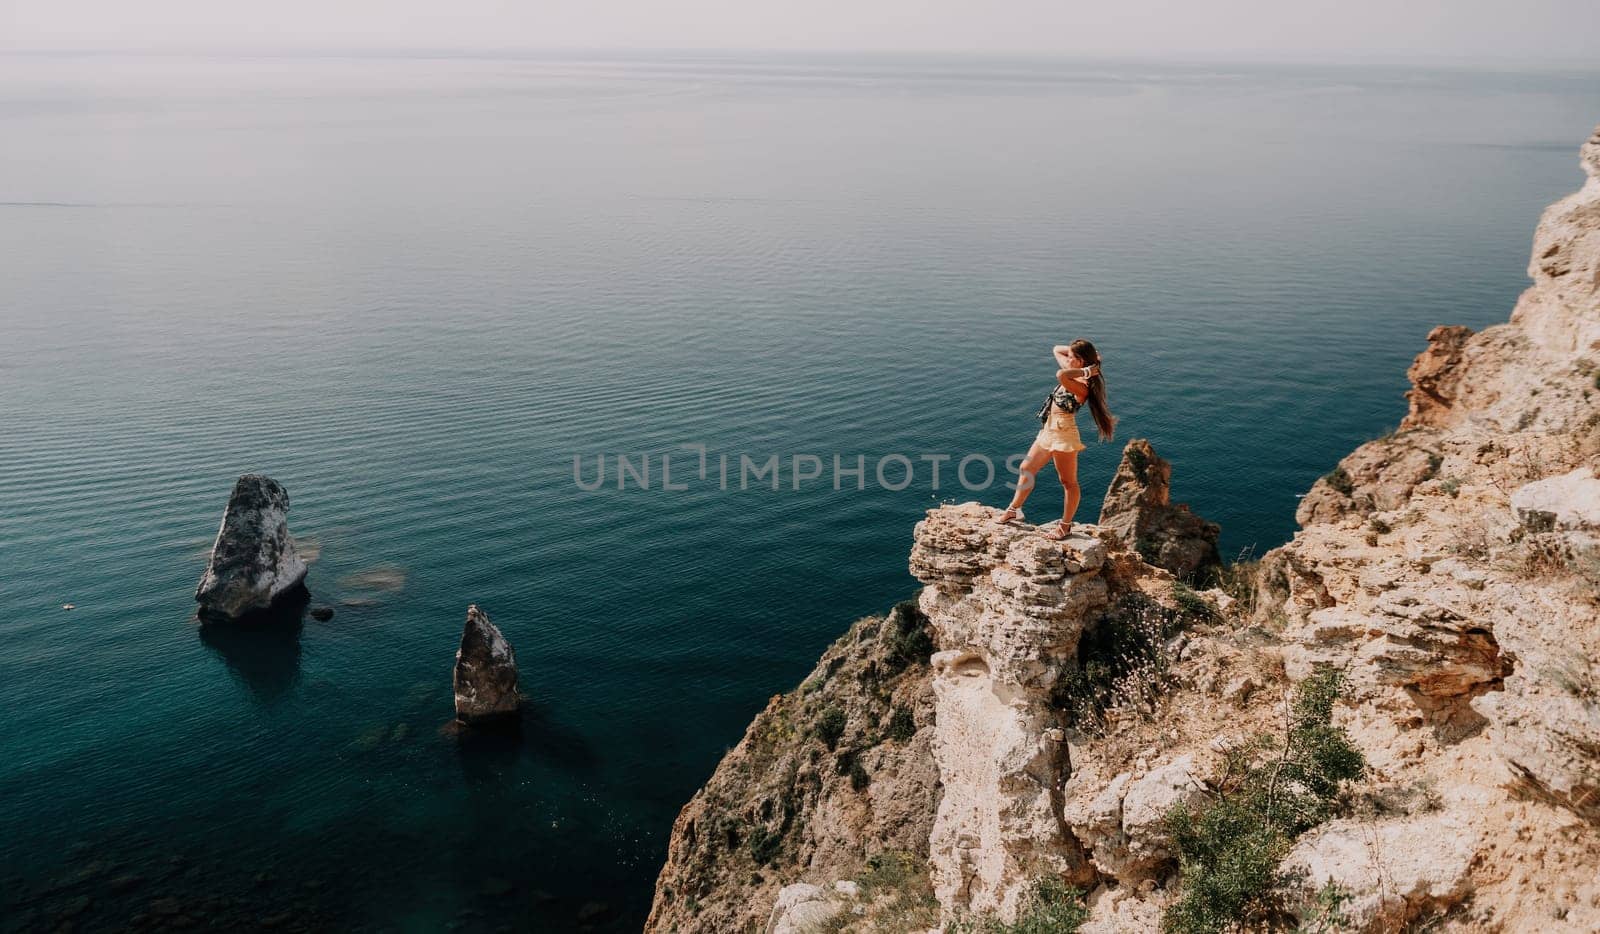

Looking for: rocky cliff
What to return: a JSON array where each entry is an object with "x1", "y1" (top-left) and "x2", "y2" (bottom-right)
[
  {"x1": 646, "y1": 601, "x2": 945, "y2": 932},
  {"x1": 647, "y1": 125, "x2": 1600, "y2": 933},
  {"x1": 1238, "y1": 123, "x2": 1600, "y2": 930}
]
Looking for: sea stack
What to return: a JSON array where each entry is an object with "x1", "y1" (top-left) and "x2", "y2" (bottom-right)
[
  {"x1": 1097, "y1": 438, "x2": 1222, "y2": 582},
  {"x1": 195, "y1": 474, "x2": 309, "y2": 622},
  {"x1": 453, "y1": 605, "x2": 521, "y2": 724}
]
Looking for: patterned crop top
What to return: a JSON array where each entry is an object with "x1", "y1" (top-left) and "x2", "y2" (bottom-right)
[
  {"x1": 1049, "y1": 385, "x2": 1084, "y2": 414},
  {"x1": 1037, "y1": 385, "x2": 1085, "y2": 423}
]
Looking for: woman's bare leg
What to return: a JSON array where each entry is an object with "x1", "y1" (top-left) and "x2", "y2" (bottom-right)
[
  {"x1": 1004, "y1": 443, "x2": 1053, "y2": 513},
  {"x1": 1052, "y1": 450, "x2": 1081, "y2": 526}
]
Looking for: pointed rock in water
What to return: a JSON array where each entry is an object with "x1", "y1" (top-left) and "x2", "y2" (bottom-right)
[
  {"x1": 195, "y1": 475, "x2": 309, "y2": 622},
  {"x1": 453, "y1": 605, "x2": 521, "y2": 724}
]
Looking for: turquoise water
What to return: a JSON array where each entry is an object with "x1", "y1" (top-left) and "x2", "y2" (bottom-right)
[{"x1": 1, "y1": 52, "x2": 1596, "y2": 930}]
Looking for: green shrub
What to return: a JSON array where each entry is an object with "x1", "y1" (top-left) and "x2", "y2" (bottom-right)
[
  {"x1": 1171, "y1": 582, "x2": 1217, "y2": 623},
  {"x1": 886, "y1": 707, "x2": 918, "y2": 742},
  {"x1": 859, "y1": 850, "x2": 921, "y2": 894},
  {"x1": 816, "y1": 706, "x2": 848, "y2": 750},
  {"x1": 1424, "y1": 452, "x2": 1443, "y2": 480},
  {"x1": 950, "y1": 876, "x2": 1088, "y2": 933},
  {"x1": 849, "y1": 758, "x2": 871, "y2": 791},
  {"x1": 885, "y1": 599, "x2": 936, "y2": 673},
  {"x1": 1323, "y1": 467, "x2": 1355, "y2": 496},
  {"x1": 1009, "y1": 877, "x2": 1089, "y2": 934},
  {"x1": 1163, "y1": 667, "x2": 1365, "y2": 934},
  {"x1": 822, "y1": 851, "x2": 940, "y2": 932},
  {"x1": 746, "y1": 825, "x2": 782, "y2": 866},
  {"x1": 1295, "y1": 881, "x2": 1353, "y2": 933}
]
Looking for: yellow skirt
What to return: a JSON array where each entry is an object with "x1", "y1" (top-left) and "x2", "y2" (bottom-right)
[{"x1": 1034, "y1": 408, "x2": 1086, "y2": 454}]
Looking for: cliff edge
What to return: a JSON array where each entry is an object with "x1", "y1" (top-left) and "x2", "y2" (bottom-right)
[{"x1": 647, "y1": 124, "x2": 1600, "y2": 933}]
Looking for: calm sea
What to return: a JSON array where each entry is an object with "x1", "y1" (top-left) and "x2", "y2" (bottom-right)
[{"x1": 1, "y1": 51, "x2": 1596, "y2": 931}]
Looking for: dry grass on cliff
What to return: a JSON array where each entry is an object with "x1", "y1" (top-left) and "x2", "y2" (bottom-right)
[
  {"x1": 1499, "y1": 532, "x2": 1600, "y2": 605},
  {"x1": 814, "y1": 851, "x2": 941, "y2": 933},
  {"x1": 1051, "y1": 586, "x2": 1213, "y2": 738}
]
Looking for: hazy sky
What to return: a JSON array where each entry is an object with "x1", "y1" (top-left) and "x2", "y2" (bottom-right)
[{"x1": 4, "y1": 0, "x2": 1600, "y2": 64}]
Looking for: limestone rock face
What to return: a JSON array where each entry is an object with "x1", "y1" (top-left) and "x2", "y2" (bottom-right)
[
  {"x1": 1282, "y1": 814, "x2": 1479, "y2": 932},
  {"x1": 1081, "y1": 884, "x2": 1164, "y2": 933},
  {"x1": 1514, "y1": 124, "x2": 1600, "y2": 355},
  {"x1": 1293, "y1": 431, "x2": 1446, "y2": 527},
  {"x1": 195, "y1": 474, "x2": 309, "y2": 622},
  {"x1": 452, "y1": 605, "x2": 520, "y2": 723},
  {"x1": 1063, "y1": 755, "x2": 1209, "y2": 883},
  {"x1": 1510, "y1": 466, "x2": 1600, "y2": 533},
  {"x1": 1097, "y1": 439, "x2": 1221, "y2": 582},
  {"x1": 1116, "y1": 757, "x2": 1208, "y2": 873},
  {"x1": 1256, "y1": 124, "x2": 1600, "y2": 825},
  {"x1": 1401, "y1": 325, "x2": 1474, "y2": 429},
  {"x1": 763, "y1": 882, "x2": 846, "y2": 934},
  {"x1": 912, "y1": 502, "x2": 1109, "y2": 921}
]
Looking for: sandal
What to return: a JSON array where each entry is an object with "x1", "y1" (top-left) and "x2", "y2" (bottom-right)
[
  {"x1": 997, "y1": 507, "x2": 1024, "y2": 525},
  {"x1": 1042, "y1": 520, "x2": 1072, "y2": 541}
]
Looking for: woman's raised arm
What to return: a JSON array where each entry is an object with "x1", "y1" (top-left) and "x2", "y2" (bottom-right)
[{"x1": 1056, "y1": 369, "x2": 1089, "y2": 396}]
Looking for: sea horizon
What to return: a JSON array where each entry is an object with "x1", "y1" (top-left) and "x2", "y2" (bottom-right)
[{"x1": 3, "y1": 49, "x2": 1598, "y2": 930}]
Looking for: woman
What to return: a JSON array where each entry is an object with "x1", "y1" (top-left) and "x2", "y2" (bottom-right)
[{"x1": 997, "y1": 339, "x2": 1117, "y2": 540}]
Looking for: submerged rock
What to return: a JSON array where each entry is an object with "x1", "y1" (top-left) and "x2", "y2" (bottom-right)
[
  {"x1": 453, "y1": 605, "x2": 520, "y2": 724},
  {"x1": 337, "y1": 565, "x2": 407, "y2": 592},
  {"x1": 195, "y1": 475, "x2": 309, "y2": 622},
  {"x1": 1097, "y1": 439, "x2": 1221, "y2": 582}
]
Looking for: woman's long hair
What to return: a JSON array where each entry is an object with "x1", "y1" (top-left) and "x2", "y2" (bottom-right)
[{"x1": 1070, "y1": 338, "x2": 1117, "y2": 441}]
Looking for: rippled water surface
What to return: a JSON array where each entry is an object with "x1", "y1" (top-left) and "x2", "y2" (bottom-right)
[{"x1": 1, "y1": 51, "x2": 1597, "y2": 930}]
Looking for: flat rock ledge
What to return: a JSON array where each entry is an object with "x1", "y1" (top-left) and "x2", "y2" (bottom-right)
[
  {"x1": 452, "y1": 604, "x2": 521, "y2": 725},
  {"x1": 195, "y1": 474, "x2": 309, "y2": 623}
]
